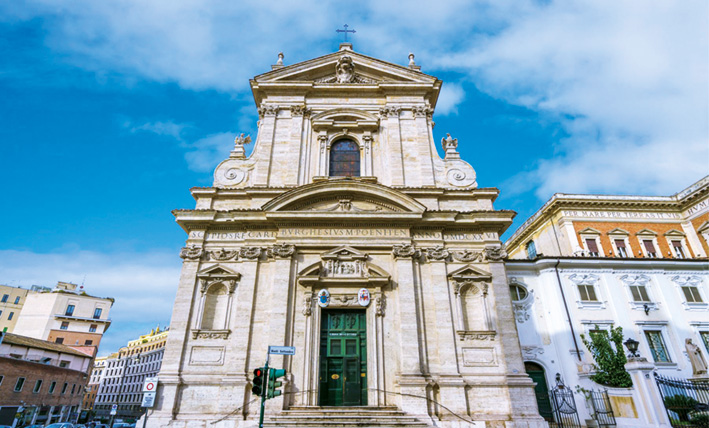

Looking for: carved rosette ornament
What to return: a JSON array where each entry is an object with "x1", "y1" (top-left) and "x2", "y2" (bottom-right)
[
  {"x1": 426, "y1": 246, "x2": 450, "y2": 261},
  {"x1": 239, "y1": 246, "x2": 262, "y2": 260},
  {"x1": 290, "y1": 105, "x2": 312, "y2": 116},
  {"x1": 257, "y1": 104, "x2": 279, "y2": 118},
  {"x1": 208, "y1": 248, "x2": 238, "y2": 261},
  {"x1": 451, "y1": 249, "x2": 483, "y2": 263},
  {"x1": 483, "y1": 246, "x2": 507, "y2": 262},
  {"x1": 180, "y1": 245, "x2": 203, "y2": 260},
  {"x1": 267, "y1": 243, "x2": 296, "y2": 259},
  {"x1": 392, "y1": 244, "x2": 421, "y2": 259},
  {"x1": 379, "y1": 106, "x2": 401, "y2": 119}
]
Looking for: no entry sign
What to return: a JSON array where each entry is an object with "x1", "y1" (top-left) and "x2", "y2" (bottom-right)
[{"x1": 143, "y1": 377, "x2": 158, "y2": 392}]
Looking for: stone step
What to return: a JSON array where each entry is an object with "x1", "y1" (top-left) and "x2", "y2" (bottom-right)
[{"x1": 263, "y1": 407, "x2": 430, "y2": 427}]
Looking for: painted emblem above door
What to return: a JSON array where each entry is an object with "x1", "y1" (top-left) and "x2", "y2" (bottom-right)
[
  {"x1": 358, "y1": 288, "x2": 370, "y2": 307},
  {"x1": 317, "y1": 289, "x2": 330, "y2": 308}
]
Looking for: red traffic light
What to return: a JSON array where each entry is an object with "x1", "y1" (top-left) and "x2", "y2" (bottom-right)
[
  {"x1": 252, "y1": 367, "x2": 265, "y2": 397},
  {"x1": 253, "y1": 368, "x2": 264, "y2": 377}
]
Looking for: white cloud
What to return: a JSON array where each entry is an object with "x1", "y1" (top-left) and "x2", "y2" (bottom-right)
[
  {"x1": 184, "y1": 132, "x2": 234, "y2": 172},
  {"x1": 444, "y1": 1, "x2": 709, "y2": 197},
  {"x1": 128, "y1": 120, "x2": 188, "y2": 141},
  {"x1": 3, "y1": 0, "x2": 706, "y2": 197},
  {"x1": 435, "y1": 83, "x2": 465, "y2": 116},
  {"x1": 0, "y1": 249, "x2": 181, "y2": 355}
]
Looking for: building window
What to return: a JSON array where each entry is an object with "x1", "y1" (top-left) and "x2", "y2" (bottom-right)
[
  {"x1": 55, "y1": 337, "x2": 64, "y2": 344},
  {"x1": 645, "y1": 330, "x2": 671, "y2": 363},
  {"x1": 60, "y1": 321, "x2": 69, "y2": 330},
  {"x1": 614, "y1": 239, "x2": 628, "y2": 257},
  {"x1": 526, "y1": 241, "x2": 537, "y2": 259},
  {"x1": 71, "y1": 384, "x2": 76, "y2": 394},
  {"x1": 682, "y1": 285, "x2": 704, "y2": 303},
  {"x1": 510, "y1": 284, "x2": 528, "y2": 301},
  {"x1": 701, "y1": 332, "x2": 709, "y2": 352},
  {"x1": 577, "y1": 284, "x2": 598, "y2": 302},
  {"x1": 14, "y1": 377, "x2": 25, "y2": 392},
  {"x1": 33, "y1": 379, "x2": 43, "y2": 393},
  {"x1": 89, "y1": 324, "x2": 98, "y2": 332},
  {"x1": 585, "y1": 238, "x2": 600, "y2": 257},
  {"x1": 642, "y1": 240, "x2": 658, "y2": 258},
  {"x1": 65, "y1": 304, "x2": 75, "y2": 316},
  {"x1": 7, "y1": 312, "x2": 13, "y2": 321},
  {"x1": 1, "y1": 294, "x2": 8, "y2": 303},
  {"x1": 0, "y1": 375, "x2": 3, "y2": 386},
  {"x1": 629, "y1": 284, "x2": 651, "y2": 302},
  {"x1": 0, "y1": 310, "x2": 3, "y2": 317},
  {"x1": 93, "y1": 308, "x2": 103, "y2": 319},
  {"x1": 329, "y1": 139, "x2": 360, "y2": 177},
  {"x1": 14, "y1": 296, "x2": 20, "y2": 304},
  {"x1": 85, "y1": 340, "x2": 93, "y2": 345},
  {"x1": 61, "y1": 382, "x2": 68, "y2": 394},
  {"x1": 49, "y1": 381, "x2": 56, "y2": 394},
  {"x1": 671, "y1": 240, "x2": 685, "y2": 258}
]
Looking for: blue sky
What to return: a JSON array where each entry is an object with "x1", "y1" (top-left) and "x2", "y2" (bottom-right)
[{"x1": 0, "y1": 1, "x2": 707, "y2": 355}]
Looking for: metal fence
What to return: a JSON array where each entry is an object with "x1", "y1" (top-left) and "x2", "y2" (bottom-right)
[
  {"x1": 654, "y1": 372, "x2": 709, "y2": 428},
  {"x1": 548, "y1": 377, "x2": 582, "y2": 428},
  {"x1": 589, "y1": 390, "x2": 616, "y2": 427}
]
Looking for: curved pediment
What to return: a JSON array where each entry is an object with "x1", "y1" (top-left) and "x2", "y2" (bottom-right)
[{"x1": 261, "y1": 181, "x2": 426, "y2": 214}]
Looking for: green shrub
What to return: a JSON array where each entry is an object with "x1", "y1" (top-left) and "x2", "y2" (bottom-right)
[
  {"x1": 663, "y1": 394, "x2": 698, "y2": 422},
  {"x1": 691, "y1": 413, "x2": 709, "y2": 427},
  {"x1": 580, "y1": 325, "x2": 633, "y2": 388}
]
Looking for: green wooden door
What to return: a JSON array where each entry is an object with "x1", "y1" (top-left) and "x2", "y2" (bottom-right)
[
  {"x1": 525, "y1": 362, "x2": 553, "y2": 421},
  {"x1": 319, "y1": 310, "x2": 367, "y2": 406}
]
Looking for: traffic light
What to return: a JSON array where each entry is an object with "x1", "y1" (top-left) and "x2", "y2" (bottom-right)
[
  {"x1": 251, "y1": 367, "x2": 266, "y2": 397},
  {"x1": 266, "y1": 368, "x2": 286, "y2": 398}
]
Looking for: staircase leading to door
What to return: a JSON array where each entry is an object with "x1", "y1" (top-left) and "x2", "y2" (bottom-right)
[{"x1": 262, "y1": 406, "x2": 431, "y2": 427}]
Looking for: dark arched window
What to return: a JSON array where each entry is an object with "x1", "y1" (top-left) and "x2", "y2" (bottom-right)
[{"x1": 329, "y1": 139, "x2": 360, "y2": 177}]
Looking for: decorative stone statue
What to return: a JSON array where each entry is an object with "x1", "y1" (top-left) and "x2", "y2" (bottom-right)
[
  {"x1": 336, "y1": 56, "x2": 356, "y2": 83},
  {"x1": 230, "y1": 133, "x2": 251, "y2": 158},
  {"x1": 685, "y1": 338, "x2": 708, "y2": 376}
]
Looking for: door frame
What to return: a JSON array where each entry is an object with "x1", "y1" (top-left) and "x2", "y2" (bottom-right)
[{"x1": 298, "y1": 289, "x2": 387, "y2": 407}]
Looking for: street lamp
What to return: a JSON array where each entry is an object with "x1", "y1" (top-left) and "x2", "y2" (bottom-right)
[{"x1": 624, "y1": 337, "x2": 640, "y2": 358}]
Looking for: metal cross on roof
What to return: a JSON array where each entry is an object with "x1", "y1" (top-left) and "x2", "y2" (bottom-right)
[{"x1": 336, "y1": 24, "x2": 356, "y2": 42}]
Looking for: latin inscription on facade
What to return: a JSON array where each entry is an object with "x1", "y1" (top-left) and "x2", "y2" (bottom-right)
[{"x1": 561, "y1": 210, "x2": 682, "y2": 220}]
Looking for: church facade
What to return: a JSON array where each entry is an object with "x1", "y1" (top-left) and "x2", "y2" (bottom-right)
[{"x1": 147, "y1": 44, "x2": 545, "y2": 428}]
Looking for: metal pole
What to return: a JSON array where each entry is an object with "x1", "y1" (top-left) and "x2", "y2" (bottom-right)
[
  {"x1": 142, "y1": 409, "x2": 148, "y2": 428},
  {"x1": 258, "y1": 358, "x2": 269, "y2": 428}
]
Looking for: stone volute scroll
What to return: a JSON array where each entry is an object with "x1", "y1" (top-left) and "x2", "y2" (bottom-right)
[{"x1": 439, "y1": 133, "x2": 477, "y2": 189}]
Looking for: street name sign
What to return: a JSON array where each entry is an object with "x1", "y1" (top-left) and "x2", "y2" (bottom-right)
[{"x1": 268, "y1": 346, "x2": 295, "y2": 355}]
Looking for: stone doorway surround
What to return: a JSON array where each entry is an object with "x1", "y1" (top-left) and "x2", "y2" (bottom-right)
[{"x1": 297, "y1": 246, "x2": 390, "y2": 407}]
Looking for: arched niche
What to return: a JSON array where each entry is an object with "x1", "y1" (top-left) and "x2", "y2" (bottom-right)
[{"x1": 192, "y1": 265, "x2": 241, "y2": 339}]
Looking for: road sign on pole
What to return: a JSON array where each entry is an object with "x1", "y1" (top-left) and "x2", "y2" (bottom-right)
[
  {"x1": 110, "y1": 404, "x2": 117, "y2": 416},
  {"x1": 142, "y1": 377, "x2": 158, "y2": 393},
  {"x1": 141, "y1": 392, "x2": 156, "y2": 408},
  {"x1": 268, "y1": 346, "x2": 295, "y2": 355}
]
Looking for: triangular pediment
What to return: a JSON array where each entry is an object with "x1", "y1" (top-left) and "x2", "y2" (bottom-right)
[
  {"x1": 578, "y1": 227, "x2": 601, "y2": 235},
  {"x1": 636, "y1": 228, "x2": 658, "y2": 236},
  {"x1": 664, "y1": 229, "x2": 686, "y2": 237},
  {"x1": 197, "y1": 265, "x2": 240, "y2": 279},
  {"x1": 254, "y1": 49, "x2": 437, "y2": 85},
  {"x1": 698, "y1": 221, "x2": 709, "y2": 234},
  {"x1": 321, "y1": 246, "x2": 368, "y2": 261},
  {"x1": 447, "y1": 264, "x2": 492, "y2": 281},
  {"x1": 608, "y1": 228, "x2": 630, "y2": 236}
]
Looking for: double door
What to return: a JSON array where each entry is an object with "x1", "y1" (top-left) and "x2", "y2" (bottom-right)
[{"x1": 319, "y1": 309, "x2": 367, "y2": 406}]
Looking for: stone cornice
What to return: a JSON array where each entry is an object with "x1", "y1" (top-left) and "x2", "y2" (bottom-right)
[{"x1": 505, "y1": 256, "x2": 709, "y2": 272}]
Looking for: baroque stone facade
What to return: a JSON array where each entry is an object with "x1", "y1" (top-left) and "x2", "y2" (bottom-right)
[{"x1": 147, "y1": 45, "x2": 545, "y2": 428}]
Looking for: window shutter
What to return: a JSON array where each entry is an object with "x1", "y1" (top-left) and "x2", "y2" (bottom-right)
[
  {"x1": 586, "y1": 239, "x2": 599, "y2": 253},
  {"x1": 643, "y1": 240, "x2": 656, "y2": 253}
]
